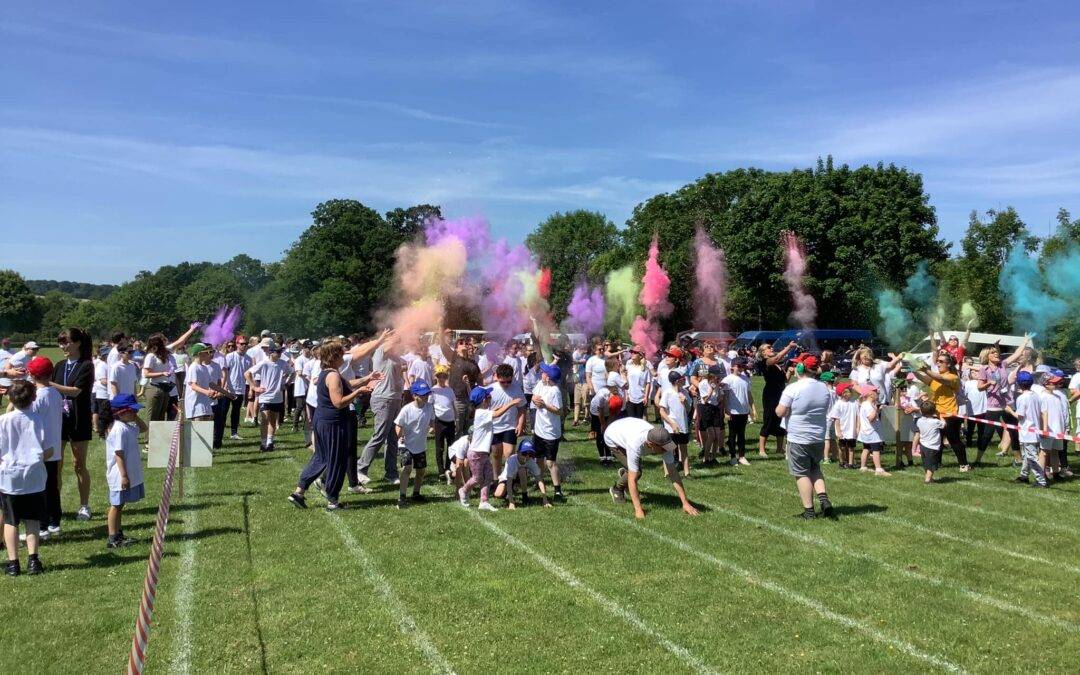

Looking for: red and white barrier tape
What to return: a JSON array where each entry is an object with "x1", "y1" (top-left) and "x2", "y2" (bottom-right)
[
  {"x1": 126, "y1": 413, "x2": 184, "y2": 675},
  {"x1": 949, "y1": 413, "x2": 1080, "y2": 444}
]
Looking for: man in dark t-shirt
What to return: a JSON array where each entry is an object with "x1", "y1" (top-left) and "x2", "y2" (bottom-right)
[{"x1": 439, "y1": 330, "x2": 481, "y2": 437}]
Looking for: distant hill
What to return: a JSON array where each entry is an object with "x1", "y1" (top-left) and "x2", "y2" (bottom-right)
[{"x1": 26, "y1": 279, "x2": 119, "y2": 300}]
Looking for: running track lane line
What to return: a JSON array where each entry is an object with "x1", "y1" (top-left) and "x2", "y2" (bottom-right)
[
  {"x1": 650, "y1": 484, "x2": 1078, "y2": 633},
  {"x1": 169, "y1": 469, "x2": 198, "y2": 675},
  {"x1": 579, "y1": 501, "x2": 966, "y2": 674},
  {"x1": 721, "y1": 475, "x2": 1080, "y2": 576},
  {"x1": 461, "y1": 506, "x2": 719, "y2": 675},
  {"x1": 828, "y1": 474, "x2": 1080, "y2": 537},
  {"x1": 324, "y1": 512, "x2": 457, "y2": 675},
  {"x1": 282, "y1": 452, "x2": 456, "y2": 675}
]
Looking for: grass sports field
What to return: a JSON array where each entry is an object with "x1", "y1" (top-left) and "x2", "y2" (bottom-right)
[{"x1": 2, "y1": 367, "x2": 1078, "y2": 673}]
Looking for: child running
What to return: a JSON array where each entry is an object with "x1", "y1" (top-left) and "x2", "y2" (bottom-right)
[
  {"x1": 531, "y1": 362, "x2": 566, "y2": 500},
  {"x1": 393, "y1": 380, "x2": 435, "y2": 509},
  {"x1": 857, "y1": 384, "x2": 890, "y2": 476},
  {"x1": 912, "y1": 400, "x2": 945, "y2": 484},
  {"x1": 0, "y1": 380, "x2": 47, "y2": 576},
  {"x1": 245, "y1": 342, "x2": 287, "y2": 452}
]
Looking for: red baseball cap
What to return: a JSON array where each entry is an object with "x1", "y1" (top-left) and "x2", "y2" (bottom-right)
[
  {"x1": 836, "y1": 381, "x2": 854, "y2": 396},
  {"x1": 608, "y1": 395, "x2": 624, "y2": 413},
  {"x1": 664, "y1": 347, "x2": 684, "y2": 359},
  {"x1": 27, "y1": 356, "x2": 54, "y2": 380}
]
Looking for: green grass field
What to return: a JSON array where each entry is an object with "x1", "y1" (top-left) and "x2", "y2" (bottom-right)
[{"x1": 2, "y1": 369, "x2": 1079, "y2": 673}]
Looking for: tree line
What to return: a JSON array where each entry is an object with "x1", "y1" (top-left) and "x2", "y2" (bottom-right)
[{"x1": 1, "y1": 158, "x2": 1076, "y2": 359}]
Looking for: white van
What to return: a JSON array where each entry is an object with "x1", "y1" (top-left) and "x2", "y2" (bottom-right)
[{"x1": 906, "y1": 331, "x2": 1034, "y2": 364}]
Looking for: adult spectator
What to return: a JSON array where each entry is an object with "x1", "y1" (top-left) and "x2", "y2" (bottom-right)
[
  {"x1": 604, "y1": 416, "x2": 699, "y2": 520},
  {"x1": 913, "y1": 352, "x2": 970, "y2": 472},
  {"x1": 357, "y1": 331, "x2": 405, "y2": 484},
  {"x1": 439, "y1": 329, "x2": 481, "y2": 438},
  {"x1": 142, "y1": 333, "x2": 179, "y2": 422},
  {"x1": 7, "y1": 341, "x2": 40, "y2": 376},
  {"x1": 50, "y1": 328, "x2": 95, "y2": 521},
  {"x1": 756, "y1": 341, "x2": 797, "y2": 458},
  {"x1": 775, "y1": 354, "x2": 833, "y2": 519}
]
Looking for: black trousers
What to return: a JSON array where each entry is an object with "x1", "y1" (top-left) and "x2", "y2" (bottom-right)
[
  {"x1": 944, "y1": 416, "x2": 969, "y2": 466},
  {"x1": 434, "y1": 418, "x2": 456, "y2": 475},
  {"x1": 212, "y1": 400, "x2": 227, "y2": 449},
  {"x1": 625, "y1": 401, "x2": 645, "y2": 419},
  {"x1": 727, "y1": 414, "x2": 748, "y2": 458},
  {"x1": 976, "y1": 410, "x2": 1004, "y2": 454},
  {"x1": 228, "y1": 389, "x2": 247, "y2": 435},
  {"x1": 44, "y1": 461, "x2": 61, "y2": 529},
  {"x1": 591, "y1": 414, "x2": 611, "y2": 459}
]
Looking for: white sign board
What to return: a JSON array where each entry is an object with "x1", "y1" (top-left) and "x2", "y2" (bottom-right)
[
  {"x1": 878, "y1": 405, "x2": 914, "y2": 443},
  {"x1": 148, "y1": 420, "x2": 214, "y2": 468}
]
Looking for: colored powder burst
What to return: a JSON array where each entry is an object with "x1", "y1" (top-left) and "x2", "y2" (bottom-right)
[
  {"x1": 538, "y1": 268, "x2": 552, "y2": 300},
  {"x1": 999, "y1": 247, "x2": 1070, "y2": 338},
  {"x1": 875, "y1": 289, "x2": 913, "y2": 348},
  {"x1": 902, "y1": 261, "x2": 938, "y2": 307},
  {"x1": 1044, "y1": 245, "x2": 1080, "y2": 298},
  {"x1": 959, "y1": 301, "x2": 980, "y2": 328},
  {"x1": 630, "y1": 316, "x2": 663, "y2": 361},
  {"x1": 692, "y1": 226, "x2": 728, "y2": 332},
  {"x1": 781, "y1": 231, "x2": 817, "y2": 328},
  {"x1": 605, "y1": 266, "x2": 640, "y2": 336},
  {"x1": 563, "y1": 283, "x2": 605, "y2": 337},
  {"x1": 201, "y1": 305, "x2": 244, "y2": 348},
  {"x1": 424, "y1": 215, "x2": 491, "y2": 259},
  {"x1": 639, "y1": 236, "x2": 674, "y2": 318},
  {"x1": 380, "y1": 235, "x2": 469, "y2": 349}
]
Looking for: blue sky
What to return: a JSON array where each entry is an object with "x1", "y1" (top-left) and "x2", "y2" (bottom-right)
[{"x1": 3, "y1": 1, "x2": 1079, "y2": 283}]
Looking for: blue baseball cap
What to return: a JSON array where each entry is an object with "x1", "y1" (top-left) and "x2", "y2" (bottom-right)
[
  {"x1": 1016, "y1": 371, "x2": 1034, "y2": 386},
  {"x1": 539, "y1": 362, "x2": 561, "y2": 380},
  {"x1": 518, "y1": 439, "x2": 536, "y2": 455},
  {"x1": 469, "y1": 385, "x2": 493, "y2": 406},
  {"x1": 1049, "y1": 368, "x2": 1065, "y2": 378},
  {"x1": 410, "y1": 379, "x2": 432, "y2": 396},
  {"x1": 110, "y1": 393, "x2": 143, "y2": 411}
]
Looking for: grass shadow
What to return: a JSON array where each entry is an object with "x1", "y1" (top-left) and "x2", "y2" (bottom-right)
[
  {"x1": 48, "y1": 550, "x2": 177, "y2": 572},
  {"x1": 827, "y1": 503, "x2": 888, "y2": 517}
]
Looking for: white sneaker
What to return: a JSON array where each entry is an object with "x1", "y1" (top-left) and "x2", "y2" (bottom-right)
[
  {"x1": 738, "y1": 457, "x2": 751, "y2": 466},
  {"x1": 230, "y1": 434, "x2": 242, "y2": 440},
  {"x1": 39, "y1": 529, "x2": 50, "y2": 541},
  {"x1": 47, "y1": 525, "x2": 61, "y2": 537},
  {"x1": 391, "y1": 478, "x2": 401, "y2": 486},
  {"x1": 356, "y1": 472, "x2": 371, "y2": 486},
  {"x1": 478, "y1": 501, "x2": 498, "y2": 512},
  {"x1": 458, "y1": 487, "x2": 469, "y2": 507},
  {"x1": 76, "y1": 505, "x2": 92, "y2": 521}
]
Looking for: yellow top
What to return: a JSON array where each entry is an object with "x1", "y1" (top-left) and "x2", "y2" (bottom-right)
[{"x1": 929, "y1": 373, "x2": 959, "y2": 417}]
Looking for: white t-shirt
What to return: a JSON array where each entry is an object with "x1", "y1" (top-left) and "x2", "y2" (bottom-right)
[
  {"x1": 603, "y1": 417, "x2": 673, "y2": 473},
  {"x1": 304, "y1": 359, "x2": 322, "y2": 408},
  {"x1": 106, "y1": 420, "x2": 144, "y2": 492},
  {"x1": 589, "y1": 389, "x2": 614, "y2": 417},
  {"x1": 468, "y1": 408, "x2": 494, "y2": 454},
  {"x1": 915, "y1": 416, "x2": 945, "y2": 451},
  {"x1": 185, "y1": 362, "x2": 214, "y2": 418},
  {"x1": 625, "y1": 363, "x2": 652, "y2": 404},
  {"x1": 1039, "y1": 390, "x2": 1068, "y2": 446},
  {"x1": 143, "y1": 352, "x2": 177, "y2": 386},
  {"x1": 246, "y1": 345, "x2": 267, "y2": 365},
  {"x1": 448, "y1": 435, "x2": 470, "y2": 461},
  {"x1": 0, "y1": 409, "x2": 46, "y2": 495},
  {"x1": 32, "y1": 385, "x2": 63, "y2": 458},
  {"x1": 531, "y1": 380, "x2": 563, "y2": 441},
  {"x1": 778, "y1": 377, "x2": 831, "y2": 445},
  {"x1": 586, "y1": 355, "x2": 607, "y2": 391},
  {"x1": 407, "y1": 357, "x2": 433, "y2": 388},
  {"x1": 827, "y1": 399, "x2": 859, "y2": 439},
  {"x1": 1069, "y1": 373, "x2": 1080, "y2": 422},
  {"x1": 248, "y1": 360, "x2": 286, "y2": 404},
  {"x1": 293, "y1": 355, "x2": 311, "y2": 396},
  {"x1": 108, "y1": 361, "x2": 140, "y2": 395},
  {"x1": 429, "y1": 343, "x2": 449, "y2": 368},
  {"x1": 92, "y1": 359, "x2": 110, "y2": 399},
  {"x1": 430, "y1": 385, "x2": 456, "y2": 422},
  {"x1": 497, "y1": 452, "x2": 541, "y2": 483},
  {"x1": 223, "y1": 351, "x2": 252, "y2": 394},
  {"x1": 962, "y1": 379, "x2": 987, "y2": 416},
  {"x1": 857, "y1": 400, "x2": 883, "y2": 444},
  {"x1": 660, "y1": 389, "x2": 689, "y2": 434},
  {"x1": 394, "y1": 401, "x2": 434, "y2": 454},
  {"x1": 490, "y1": 382, "x2": 522, "y2": 434},
  {"x1": 503, "y1": 355, "x2": 526, "y2": 388},
  {"x1": 853, "y1": 363, "x2": 890, "y2": 404},
  {"x1": 722, "y1": 374, "x2": 752, "y2": 415},
  {"x1": 1014, "y1": 390, "x2": 1042, "y2": 444},
  {"x1": 106, "y1": 346, "x2": 121, "y2": 369}
]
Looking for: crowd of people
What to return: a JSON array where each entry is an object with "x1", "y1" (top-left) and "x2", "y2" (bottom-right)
[{"x1": 0, "y1": 325, "x2": 1077, "y2": 576}]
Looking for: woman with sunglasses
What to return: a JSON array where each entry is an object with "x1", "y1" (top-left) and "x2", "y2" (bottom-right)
[
  {"x1": 50, "y1": 328, "x2": 97, "y2": 520},
  {"x1": 912, "y1": 352, "x2": 971, "y2": 472}
]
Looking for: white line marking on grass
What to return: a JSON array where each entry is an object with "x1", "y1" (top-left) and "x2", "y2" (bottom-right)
[
  {"x1": 723, "y1": 475, "x2": 1080, "y2": 576},
  {"x1": 671, "y1": 483, "x2": 1078, "y2": 633},
  {"x1": 829, "y1": 475, "x2": 1080, "y2": 537},
  {"x1": 884, "y1": 468, "x2": 1075, "y2": 506},
  {"x1": 170, "y1": 469, "x2": 199, "y2": 675},
  {"x1": 325, "y1": 513, "x2": 457, "y2": 675},
  {"x1": 463, "y1": 507, "x2": 719, "y2": 675},
  {"x1": 580, "y1": 502, "x2": 965, "y2": 674}
]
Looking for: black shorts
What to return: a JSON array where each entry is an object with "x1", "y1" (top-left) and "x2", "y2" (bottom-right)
[
  {"x1": 759, "y1": 404, "x2": 786, "y2": 438},
  {"x1": 921, "y1": 448, "x2": 942, "y2": 471},
  {"x1": 670, "y1": 432, "x2": 691, "y2": 445},
  {"x1": 259, "y1": 401, "x2": 285, "y2": 414},
  {"x1": 61, "y1": 411, "x2": 93, "y2": 443},
  {"x1": 398, "y1": 449, "x2": 427, "y2": 470},
  {"x1": 93, "y1": 398, "x2": 110, "y2": 414},
  {"x1": 492, "y1": 430, "x2": 517, "y2": 446},
  {"x1": 862, "y1": 442, "x2": 884, "y2": 453},
  {"x1": 697, "y1": 403, "x2": 725, "y2": 430},
  {"x1": 0, "y1": 490, "x2": 45, "y2": 524},
  {"x1": 532, "y1": 436, "x2": 560, "y2": 461},
  {"x1": 839, "y1": 439, "x2": 857, "y2": 451}
]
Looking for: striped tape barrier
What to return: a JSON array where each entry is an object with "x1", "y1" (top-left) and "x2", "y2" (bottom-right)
[
  {"x1": 949, "y1": 413, "x2": 1080, "y2": 444},
  {"x1": 126, "y1": 412, "x2": 185, "y2": 675}
]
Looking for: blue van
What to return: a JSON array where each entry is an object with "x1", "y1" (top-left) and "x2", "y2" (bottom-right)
[
  {"x1": 732, "y1": 331, "x2": 784, "y2": 352},
  {"x1": 771, "y1": 329, "x2": 881, "y2": 375}
]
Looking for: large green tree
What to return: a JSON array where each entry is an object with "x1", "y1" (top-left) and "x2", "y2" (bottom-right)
[
  {"x1": 526, "y1": 210, "x2": 620, "y2": 323},
  {"x1": 37, "y1": 290, "x2": 81, "y2": 339},
  {"x1": 0, "y1": 270, "x2": 43, "y2": 335},
  {"x1": 175, "y1": 267, "x2": 247, "y2": 322},
  {"x1": 958, "y1": 207, "x2": 1039, "y2": 334},
  {"x1": 620, "y1": 159, "x2": 947, "y2": 334},
  {"x1": 1038, "y1": 208, "x2": 1080, "y2": 359},
  {"x1": 385, "y1": 204, "x2": 442, "y2": 239},
  {"x1": 222, "y1": 254, "x2": 271, "y2": 293}
]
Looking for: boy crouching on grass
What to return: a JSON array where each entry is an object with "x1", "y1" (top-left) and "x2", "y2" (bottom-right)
[
  {"x1": 0, "y1": 380, "x2": 47, "y2": 576},
  {"x1": 458, "y1": 386, "x2": 522, "y2": 511},
  {"x1": 394, "y1": 380, "x2": 435, "y2": 509},
  {"x1": 104, "y1": 394, "x2": 147, "y2": 548},
  {"x1": 447, "y1": 434, "x2": 471, "y2": 487},
  {"x1": 493, "y1": 439, "x2": 553, "y2": 509},
  {"x1": 912, "y1": 400, "x2": 945, "y2": 484}
]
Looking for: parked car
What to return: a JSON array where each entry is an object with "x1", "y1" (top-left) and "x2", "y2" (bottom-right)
[{"x1": 906, "y1": 331, "x2": 1034, "y2": 366}]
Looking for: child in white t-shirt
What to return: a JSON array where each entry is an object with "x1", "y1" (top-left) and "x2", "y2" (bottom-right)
[
  {"x1": 0, "y1": 380, "x2": 47, "y2": 576},
  {"x1": 828, "y1": 382, "x2": 860, "y2": 469},
  {"x1": 493, "y1": 439, "x2": 553, "y2": 509},
  {"x1": 430, "y1": 367, "x2": 457, "y2": 481},
  {"x1": 393, "y1": 380, "x2": 435, "y2": 508},
  {"x1": 721, "y1": 358, "x2": 756, "y2": 466},
  {"x1": 447, "y1": 434, "x2": 471, "y2": 487},
  {"x1": 459, "y1": 386, "x2": 521, "y2": 511},
  {"x1": 245, "y1": 345, "x2": 287, "y2": 452},
  {"x1": 912, "y1": 400, "x2": 945, "y2": 484},
  {"x1": 103, "y1": 394, "x2": 147, "y2": 549},
  {"x1": 1011, "y1": 372, "x2": 1047, "y2": 487},
  {"x1": 659, "y1": 370, "x2": 691, "y2": 477},
  {"x1": 856, "y1": 384, "x2": 890, "y2": 476}
]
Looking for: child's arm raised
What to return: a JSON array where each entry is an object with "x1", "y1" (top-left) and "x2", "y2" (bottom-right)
[{"x1": 491, "y1": 398, "x2": 523, "y2": 418}]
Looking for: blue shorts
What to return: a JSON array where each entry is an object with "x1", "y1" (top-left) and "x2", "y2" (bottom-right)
[{"x1": 110, "y1": 483, "x2": 146, "y2": 507}]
